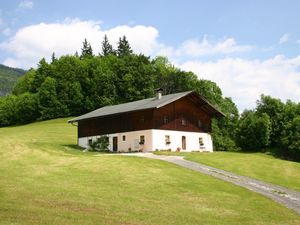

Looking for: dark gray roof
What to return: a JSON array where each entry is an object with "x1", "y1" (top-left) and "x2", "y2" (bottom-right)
[{"x1": 68, "y1": 91, "x2": 224, "y2": 123}]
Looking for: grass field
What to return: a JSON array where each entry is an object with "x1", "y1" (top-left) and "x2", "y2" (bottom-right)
[
  {"x1": 0, "y1": 118, "x2": 299, "y2": 225},
  {"x1": 154, "y1": 151, "x2": 300, "y2": 192}
]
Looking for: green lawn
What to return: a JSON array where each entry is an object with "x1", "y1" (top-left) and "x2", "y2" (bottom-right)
[
  {"x1": 0, "y1": 118, "x2": 299, "y2": 225},
  {"x1": 154, "y1": 151, "x2": 300, "y2": 192}
]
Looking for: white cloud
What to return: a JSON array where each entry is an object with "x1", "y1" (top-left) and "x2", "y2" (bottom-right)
[
  {"x1": 279, "y1": 33, "x2": 290, "y2": 44},
  {"x1": 106, "y1": 24, "x2": 159, "y2": 55},
  {"x1": 18, "y1": 0, "x2": 34, "y2": 9},
  {"x1": 180, "y1": 55, "x2": 300, "y2": 110},
  {"x1": 0, "y1": 19, "x2": 253, "y2": 69},
  {"x1": 179, "y1": 36, "x2": 253, "y2": 57},
  {"x1": 154, "y1": 36, "x2": 253, "y2": 61},
  {"x1": 0, "y1": 18, "x2": 160, "y2": 68}
]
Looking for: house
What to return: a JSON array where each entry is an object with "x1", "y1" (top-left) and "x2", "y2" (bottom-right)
[{"x1": 68, "y1": 90, "x2": 224, "y2": 152}]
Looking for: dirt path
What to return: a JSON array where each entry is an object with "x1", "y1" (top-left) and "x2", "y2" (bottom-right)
[{"x1": 121, "y1": 152, "x2": 300, "y2": 215}]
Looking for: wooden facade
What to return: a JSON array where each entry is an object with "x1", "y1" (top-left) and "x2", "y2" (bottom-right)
[{"x1": 78, "y1": 95, "x2": 213, "y2": 138}]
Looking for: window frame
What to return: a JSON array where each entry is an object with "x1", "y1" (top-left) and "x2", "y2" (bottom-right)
[
  {"x1": 199, "y1": 137, "x2": 204, "y2": 146},
  {"x1": 163, "y1": 115, "x2": 169, "y2": 124},
  {"x1": 165, "y1": 135, "x2": 171, "y2": 145},
  {"x1": 140, "y1": 116, "x2": 145, "y2": 123},
  {"x1": 198, "y1": 119, "x2": 202, "y2": 128},
  {"x1": 181, "y1": 117, "x2": 187, "y2": 126},
  {"x1": 139, "y1": 135, "x2": 145, "y2": 145}
]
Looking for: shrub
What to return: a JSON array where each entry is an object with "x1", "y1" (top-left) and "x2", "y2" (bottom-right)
[{"x1": 88, "y1": 136, "x2": 109, "y2": 152}]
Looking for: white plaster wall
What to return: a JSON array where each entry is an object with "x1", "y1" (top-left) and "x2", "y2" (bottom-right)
[
  {"x1": 78, "y1": 136, "x2": 91, "y2": 149},
  {"x1": 114, "y1": 130, "x2": 153, "y2": 152},
  {"x1": 78, "y1": 130, "x2": 153, "y2": 152},
  {"x1": 78, "y1": 129, "x2": 213, "y2": 152},
  {"x1": 152, "y1": 130, "x2": 213, "y2": 152}
]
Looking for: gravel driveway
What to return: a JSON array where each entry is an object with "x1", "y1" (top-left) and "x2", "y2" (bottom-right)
[{"x1": 121, "y1": 152, "x2": 300, "y2": 215}]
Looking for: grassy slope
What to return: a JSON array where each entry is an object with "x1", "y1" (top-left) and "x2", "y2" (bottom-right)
[
  {"x1": 0, "y1": 119, "x2": 299, "y2": 225},
  {"x1": 154, "y1": 151, "x2": 300, "y2": 192}
]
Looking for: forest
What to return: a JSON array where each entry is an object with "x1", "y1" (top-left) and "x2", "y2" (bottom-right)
[{"x1": 0, "y1": 35, "x2": 299, "y2": 161}]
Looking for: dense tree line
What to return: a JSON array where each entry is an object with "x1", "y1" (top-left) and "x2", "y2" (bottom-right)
[
  {"x1": 0, "y1": 35, "x2": 298, "y2": 160},
  {"x1": 236, "y1": 95, "x2": 300, "y2": 160}
]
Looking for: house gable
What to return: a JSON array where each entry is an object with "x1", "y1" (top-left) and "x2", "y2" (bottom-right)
[{"x1": 153, "y1": 95, "x2": 212, "y2": 133}]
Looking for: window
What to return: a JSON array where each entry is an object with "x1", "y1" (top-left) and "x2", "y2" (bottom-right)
[
  {"x1": 198, "y1": 119, "x2": 202, "y2": 128},
  {"x1": 181, "y1": 117, "x2": 186, "y2": 126},
  {"x1": 163, "y1": 115, "x2": 169, "y2": 124},
  {"x1": 165, "y1": 135, "x2": 171, "y2": 145},
  {"x1": 139, "y1": 135, "x2": 145, "y2": 145},
  {"x1": 199, "y1": 137, "x2": 204, "y2": 146},
  {"x1": 88, "y1": 138, "x2": 93, "y2": 145},
  {"x1": 140, "y1": 116, "x2": 145, "y2": 123},
  {"x1": 122, "y1": 135, "x2": 126, "y2": 141}
]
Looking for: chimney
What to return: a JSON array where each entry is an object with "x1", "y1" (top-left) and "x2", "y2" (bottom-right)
[{"x1": 155, "y1": 88, "x2": 163, "y2": 100}]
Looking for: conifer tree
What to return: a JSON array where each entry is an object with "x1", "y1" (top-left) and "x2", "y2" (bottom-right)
[
  {"x1": 117, "y1": 35, "x2": 132, "y2": 57},
  {"x1": 80, "y1": 38, "x2": 93, "y2": 59},
  {"x1": 101, "y1": 34, "x2": 114, "y2": 56},
  {"x1": 51, "y1": 52, "x2": 56, "y2": 63}
]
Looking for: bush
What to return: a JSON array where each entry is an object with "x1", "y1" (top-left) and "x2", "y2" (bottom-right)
[
  {"x1": 89, "y1": 136, "x2": 110, "y2": 152},
  {"x1": 211, "y1": 119, "x2": 239, "y2": 151}
]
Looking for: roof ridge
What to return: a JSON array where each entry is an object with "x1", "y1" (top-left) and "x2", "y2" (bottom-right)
[{"x1": 104, "y1": 90, "x2": 193, "y2": 107}]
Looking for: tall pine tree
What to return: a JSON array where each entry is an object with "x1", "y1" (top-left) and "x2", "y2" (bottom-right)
[
  {"x1": 80, "y1": 38, "x2": 93, "y2": 59},
  {"x1": 101, "y1": 34, "x2": 114, "y2": 56},
  {"x1": 117, "y1": 35, "x2": 132, "y2": 57},
  {"x1": 51, "y1": 52, "x2": 56, "y2": 63}
]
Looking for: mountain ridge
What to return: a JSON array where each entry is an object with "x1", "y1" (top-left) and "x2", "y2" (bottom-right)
[{"x1": 0, "y1": 64, "x2": 26, "y2": 96}]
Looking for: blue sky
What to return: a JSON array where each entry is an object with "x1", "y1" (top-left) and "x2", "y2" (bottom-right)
[{"x1": 1, "y1": 0, "x2": 300, "y2": 110}]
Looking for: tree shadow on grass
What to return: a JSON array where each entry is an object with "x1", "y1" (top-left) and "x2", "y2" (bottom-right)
[
  {"x1": 61, "y1": 144, "x2": 113, "y2": 155},
  {"x1": 62, "y1": 144, "x2": 85, "y2": 152}
]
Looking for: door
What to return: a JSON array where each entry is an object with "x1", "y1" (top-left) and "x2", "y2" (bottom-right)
[
  {"x1": 182, "y1": 136, "x2": 186, "y2": 150},
  {"x1": 113, "y1": 136, "x2": 118, "y2": 152}
]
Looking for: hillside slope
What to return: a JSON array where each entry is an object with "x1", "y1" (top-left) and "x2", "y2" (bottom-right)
[
  {"x1": 0, "y1": 118, "x2": 299, "y2": 225},
  {"x1": 155, "y1": 151, "x2": 300, "y2": 191},
  {"x1": 0, "y1": 64, "x2": 26, "y2": 96}
]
